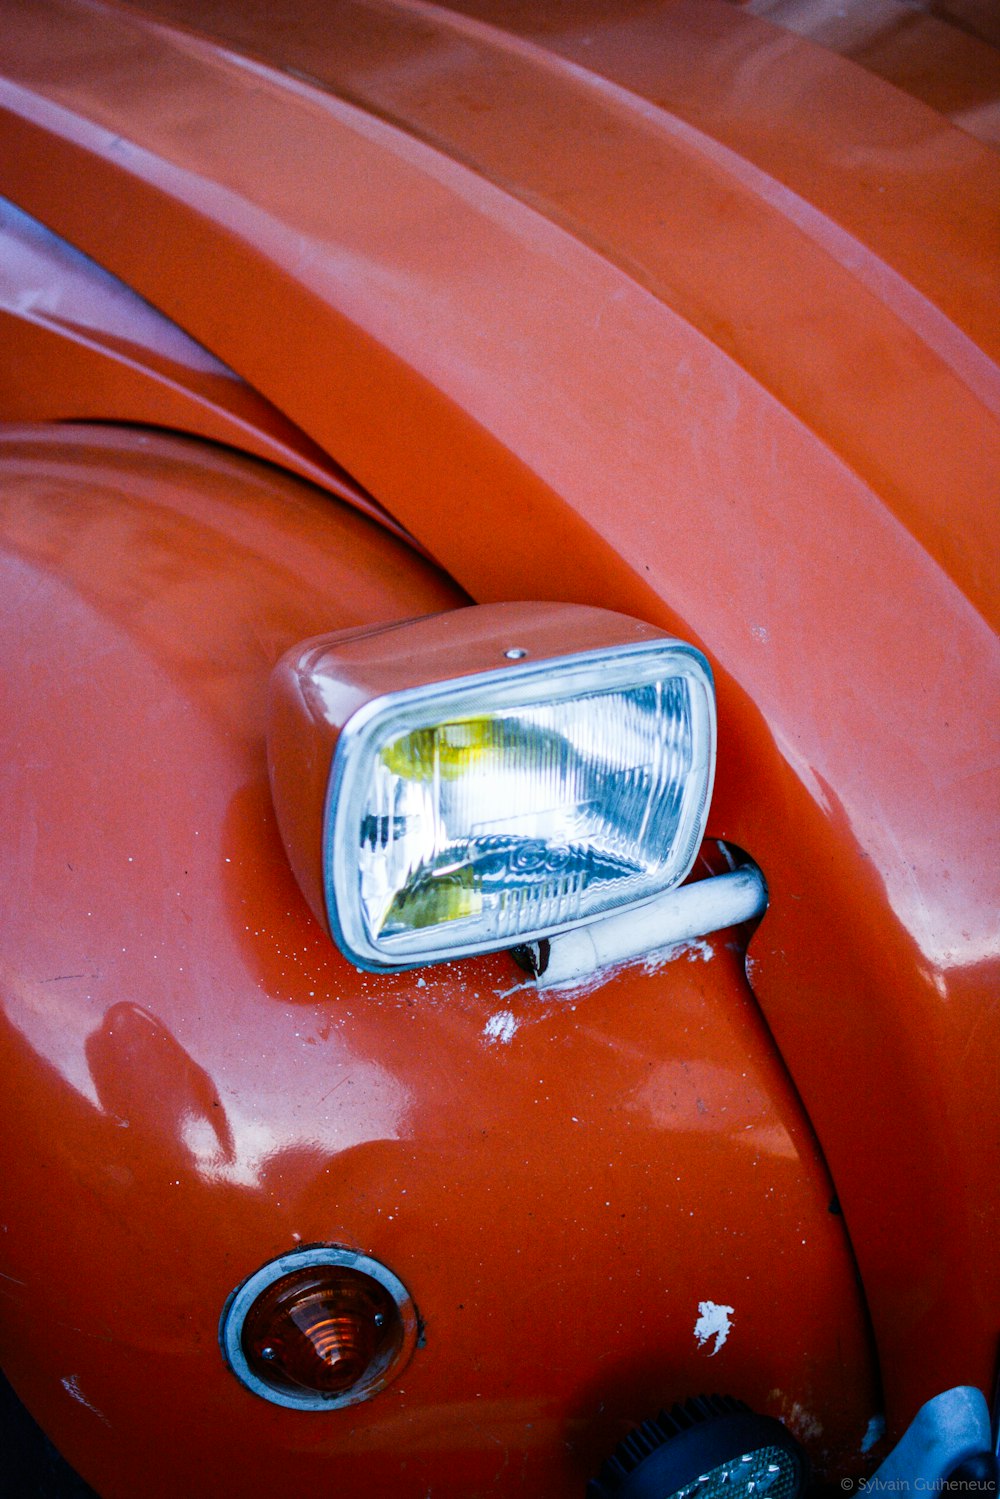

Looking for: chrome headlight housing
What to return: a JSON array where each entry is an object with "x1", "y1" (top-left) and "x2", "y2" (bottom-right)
[{"x1": 268, "y1": 603, "x2": 715, "y2": 970}]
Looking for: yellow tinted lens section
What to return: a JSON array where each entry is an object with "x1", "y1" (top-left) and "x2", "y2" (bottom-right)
[{"x1": 380, "y1": 719, "x2": 499, "y2": 780}]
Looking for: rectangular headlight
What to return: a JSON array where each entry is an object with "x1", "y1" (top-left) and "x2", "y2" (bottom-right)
[{"x1": 268, "y1": 604, "x2": 715, "y2": 970}]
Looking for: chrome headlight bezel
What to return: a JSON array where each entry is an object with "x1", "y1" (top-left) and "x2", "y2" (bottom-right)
[
  {"x1": 267, "y1": 602, "x2": 716, "y2": 973},
  {"x1": 325, "y1": 637, "x2": 716, "y2": 969}
]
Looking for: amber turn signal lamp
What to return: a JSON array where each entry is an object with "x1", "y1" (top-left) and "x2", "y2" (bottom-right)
[
  {"x1": 242, "y1": 1265, "x2": 398, "y2": 1396},
  {"x1": 221, "y1": 1247, "x2": 418, "y2": 1410}
]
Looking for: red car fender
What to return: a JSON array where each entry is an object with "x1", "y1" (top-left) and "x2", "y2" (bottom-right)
[{"x1": 0, "y1": 425, "x2": 881, "y2": 1497}]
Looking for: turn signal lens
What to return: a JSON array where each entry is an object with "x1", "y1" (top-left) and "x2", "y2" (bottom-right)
[
  {"x1": 221, "y1": 1248, "x2": 418, "y2": 1410},
  {"x1": 241, "y1": 1266, "x2": 399, "y2": 1397}
]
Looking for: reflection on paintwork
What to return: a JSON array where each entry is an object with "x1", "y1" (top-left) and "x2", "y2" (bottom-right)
[
  {"x1": 83, "y1": 1003, "x2": 410, "y2": 1194},
  {"x1": 628, "y1": 1058, "x2": 797, "y2": 1161},
  {"x1": 0, "y1": 195, "x2": 231, "y2": 373}
]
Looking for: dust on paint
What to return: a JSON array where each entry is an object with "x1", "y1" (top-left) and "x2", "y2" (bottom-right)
[
  {"x1": 786, "y1": 1402, "x2": 824, "y2": 1442},
  {"x1": 483, "y1": 1010, "x2": 519, "y2": 1044},
  {"x1": 766, "y1": 1390, "x2": 824, "y2": 1445},
  {"x1": 644, "y1": 938, "x2": 714, "y2": 974},
  {"x1": 693, "y1": 1300, "x2": 734, "y2": 1356},
  {"x1": 535, "y1": 970, "x2": 613, "y2": 1000},
  {"x1": 538, "y1": 935, "x2": 715, "y2": 996}
]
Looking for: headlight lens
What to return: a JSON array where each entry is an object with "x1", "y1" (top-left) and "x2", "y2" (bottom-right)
[
  {"x1": 268, "y1": 604, "x2": 716, "y2": 971},
  {"x1": 328, "y1": 641, "x2": 714, "y2": 967}
]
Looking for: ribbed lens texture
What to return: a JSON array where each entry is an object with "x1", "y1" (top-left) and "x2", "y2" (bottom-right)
[
  {"x1": 241, "y1": 1267, "x2": 400, "y2": 1398},
  {"x1": 357, "y1": 676, "x2": 704, "y2": 948}
]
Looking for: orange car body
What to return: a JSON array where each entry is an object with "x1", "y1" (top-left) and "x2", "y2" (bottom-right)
[{"x1": 0, "y1": 3, "x2": 997, "y2": 1495}]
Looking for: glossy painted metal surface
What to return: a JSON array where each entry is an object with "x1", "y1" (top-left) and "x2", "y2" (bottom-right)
[
  {"x1": 0, "y1": 427, "x2": 877, "y2": 1497},
  {"x1": 733, "y1": 0, "x2": 1000, "y2": 151},
  {"x1": 1, "y1": 0, "x2": 994, "y2": 1428},
  {"x1": 0, "y1": 194, "x2": 411, "y2": 542}
]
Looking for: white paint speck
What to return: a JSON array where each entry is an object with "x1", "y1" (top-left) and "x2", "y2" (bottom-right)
[
  {"x1": 693, "y1": 1300, "x2": 734, "y2": 1356},
  {"x1": 683, "y1": 939, "x2": 714, "y2": 962},
  {"x1": 483, "y1": 1011, "x2": 519, "y2": 1044},
  {"x1": 861, "y1": 1414, "x2": 886, "y2": 1454}
]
